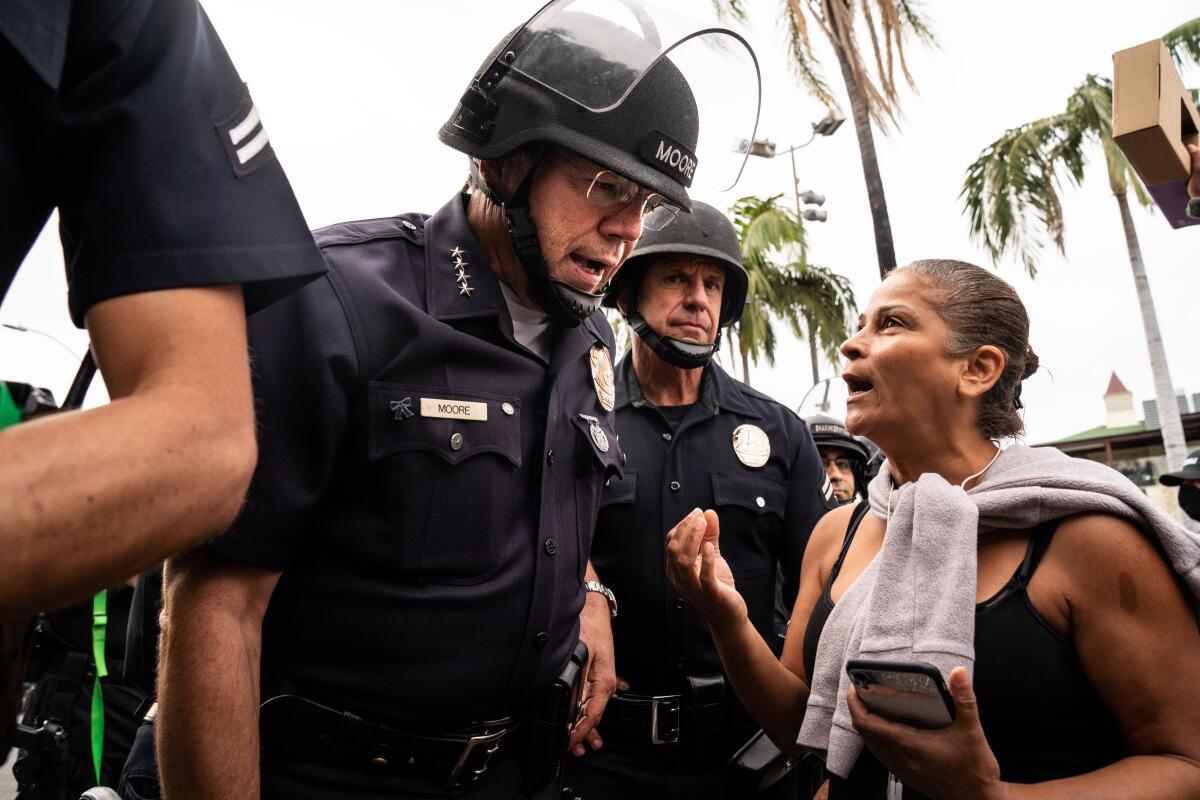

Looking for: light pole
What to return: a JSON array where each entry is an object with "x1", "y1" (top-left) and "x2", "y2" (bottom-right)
[{"x1": 742, "y1": 111, "x2": 845, "y2": 385}]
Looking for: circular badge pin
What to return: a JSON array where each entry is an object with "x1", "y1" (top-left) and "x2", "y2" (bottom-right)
[
  {"x1": 590, "y1": 345, "x2": 616, "y2": 412},
  {"x1": 732, "y1": 424, "x2": 770, "y2": 469}
]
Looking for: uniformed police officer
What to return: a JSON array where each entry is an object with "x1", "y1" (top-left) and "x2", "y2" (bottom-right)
[
  {"x1": 806, "y1": 414, "x2": 871, "y2": 504},
  {"x1": 564, "y1": 202, "x2": 833, "y2": 798},
  {"x1": 0, "y1": 0, "x2": 325, "y2": 758},
  {"x1": 154, "y1": 4, "x2": 761, "y2": 799}
]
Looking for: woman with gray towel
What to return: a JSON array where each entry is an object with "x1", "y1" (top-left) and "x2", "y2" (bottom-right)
[{"x1": 666, "y1": 259, "x2": 1200, "y2": 799}]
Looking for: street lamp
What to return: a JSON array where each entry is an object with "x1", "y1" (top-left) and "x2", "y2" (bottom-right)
[{"x1": 741, "y1": 110, "x2": 845, "y2": 222}]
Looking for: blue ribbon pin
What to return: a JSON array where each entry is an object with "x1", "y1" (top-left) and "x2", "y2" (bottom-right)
[{"x1": 389, "y1": 397, "x2": 415, "y2": 420}]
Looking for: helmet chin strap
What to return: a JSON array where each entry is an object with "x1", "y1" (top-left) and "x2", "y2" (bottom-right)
[
  {"x1": 471, "y1": 155, "x2": 607, "y2": 329},
  {"x1": 623, "y1": 282, "x2": 721, "y2": 370}
]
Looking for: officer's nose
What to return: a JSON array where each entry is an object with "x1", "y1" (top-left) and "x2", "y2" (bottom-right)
[
  {"x1": 599, "y1": 198, "x2": 644, "y2": 244},
  {"x1": 840, "y1": 327, "x2": 866, "y2": 361}
]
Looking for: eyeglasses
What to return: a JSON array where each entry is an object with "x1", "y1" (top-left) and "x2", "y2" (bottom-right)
[
  {"x1": 822, "y1": 457, "x2": 854, "y2": 472},
  {"x1": 554, "y1": 152, "x2": 680, "y2": 231},
  {"x1": 585, "y1": 170, "x2": 680, "y2": 231}
]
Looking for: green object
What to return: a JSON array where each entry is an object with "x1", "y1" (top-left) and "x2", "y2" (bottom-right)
[
  {"x1": 90, "y1": 590, "x2": 108, "y2": 782},
  {"x1": 0, "y1": 382, "x2": 21, "y2": 428}
]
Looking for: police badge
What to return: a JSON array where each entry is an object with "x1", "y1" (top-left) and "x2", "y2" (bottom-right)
[
  {"x1": 590, "y1": 345, "x2": 616, "y2": 412},
  {"x1": 732, "y1": 424, "x2": 770, "y2": 469}
]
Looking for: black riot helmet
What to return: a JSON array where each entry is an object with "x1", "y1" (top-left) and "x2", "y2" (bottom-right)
[
  {"x1": 438, "y1": 0, "x2": 761, "y2": 328},
  {"x1": 604, "y1": 201, "x2": 748, "y2": 369},
  {"x1": 807, "y1": 413, "x2": 871, "y2": 499}
]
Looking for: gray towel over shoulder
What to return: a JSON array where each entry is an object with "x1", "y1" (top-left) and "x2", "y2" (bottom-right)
[{"x1": 796, "y1": 443, "x2": 1200, "y2": 778}]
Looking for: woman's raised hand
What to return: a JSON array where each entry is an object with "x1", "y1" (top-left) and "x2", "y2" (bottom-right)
[{"x1": 664, "y1": 508, "x2": 747, "y2": 635}]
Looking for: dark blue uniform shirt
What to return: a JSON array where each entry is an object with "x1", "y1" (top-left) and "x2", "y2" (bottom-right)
[
  {"x1": 591, "y1": 357, "x2": 831, "y2": 692},
  {"x1": 210, "y1": 194, "x2": 624, "y2": 727},
  {"x1": 0, "y1": 0, "x2": 326, "y2": 323}
]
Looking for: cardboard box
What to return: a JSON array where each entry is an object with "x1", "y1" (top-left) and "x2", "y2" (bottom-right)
[{"x1": 1112, "y1": 39, "x2": 1199, "y2": 229}]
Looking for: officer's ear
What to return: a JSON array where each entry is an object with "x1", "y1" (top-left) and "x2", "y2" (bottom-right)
[{"x1": 478, "y1": 149, "x2": 537, "y2": 199}]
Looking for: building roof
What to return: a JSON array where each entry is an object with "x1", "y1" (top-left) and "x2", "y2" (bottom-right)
[
  {"x1": 1104, "y1": 372, "x2": 1130, "y2": 397},
  {"x1": 1048, "y1": 421, "x2": 1146, "y2": 444}
]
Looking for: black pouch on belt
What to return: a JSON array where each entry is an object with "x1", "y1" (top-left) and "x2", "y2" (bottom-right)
[
  {"x1": 522, "y1": 639, "x2": 589, "y2": 793},
  {"x1": 682, "y1": 673, "x2": 725, "y2": 766},
  {"x1": 727, "y1": 729, "x2": 801, "y2": 794}
]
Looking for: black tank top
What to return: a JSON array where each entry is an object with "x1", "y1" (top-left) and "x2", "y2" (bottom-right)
[{"x1": 803, "y1": 502, "x2": 1125, "y2": 797}]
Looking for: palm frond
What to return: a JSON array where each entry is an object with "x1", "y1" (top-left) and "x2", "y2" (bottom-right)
[{"x1": 1163, "y1": 17, "x2": 1200, "y2": 70}]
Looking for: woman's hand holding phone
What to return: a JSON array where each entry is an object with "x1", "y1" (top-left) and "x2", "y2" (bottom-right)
[{"x1": 847, "y1": 666, "x2": 1006, "y2": 800}]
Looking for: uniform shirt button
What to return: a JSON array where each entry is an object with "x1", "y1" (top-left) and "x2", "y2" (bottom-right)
[
  {"x1": 400, "y1": 219, "x2": 417, "y2": 230},
  {"x1": 675, "y1": 599, "x2": 685, "y2": 610},
  {"x1": 662, "y1": 433, "x2": 672, "y2": 442},
  {"x1": 755, "y1": 496, "x2": 766, "y2": 508},
  {"x1": 544, "y1": 539, "x2": 558, "y2": 555},
  {"x1": 546, "y1": 450, "x2": 555, "y2": 465},
  {"x1": 669, "y1": 481, "x2": 681, "y2": 492},
  {"x1": 501, "y1": 402, "x2": 515, "y2": 416},
  {"x1": 534, "y1": 632, "x2": 549, "y2": 649},
  {"x1": 632, "y1": 400, "x2": 645, "y2": 408},
  {"x1": 449, "y1": 433, "x2": 464, "y2": 450}
]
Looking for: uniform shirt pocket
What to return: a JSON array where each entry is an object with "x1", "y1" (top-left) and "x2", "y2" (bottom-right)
[
  {"x1": 364, "y1": 382, "x2": 522, "y2": 584},
  {"x1": 599, "y1": 469, "x2": 637, "y2": 510},
  {"x1": 709, "y1": 471, "x2": 789, "y2": 580}
]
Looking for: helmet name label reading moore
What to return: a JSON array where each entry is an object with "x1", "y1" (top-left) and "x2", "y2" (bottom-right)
[{"x1": 640, "y1": 131, "x2": 697, "y2": 188}]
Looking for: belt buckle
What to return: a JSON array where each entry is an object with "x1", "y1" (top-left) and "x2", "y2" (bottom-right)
[
  {"x1": 445, "y1": 727, "x2": 508, "y2": 791},
  {"x1": 650, "y1": 695, "x2": 681, "y2": 745}
]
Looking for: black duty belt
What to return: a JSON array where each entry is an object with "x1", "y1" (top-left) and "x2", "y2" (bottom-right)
[
  {"x1": 604, "y1": 693, "x2": 683, "y2": 744},
  {"x1": 259, "y1": 694, "x2": 520, "y2": 793}
]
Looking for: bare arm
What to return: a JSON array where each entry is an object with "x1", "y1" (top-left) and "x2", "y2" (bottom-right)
[
  {"x1": 666, "y1": 505, "x2": 852, "y2": 753},
  {"x1": 1001, "y1": 514, "x2": 1200, "y2": 798},
  {"x1": 0, "y1": 285, "x2": 256, "y2": 617},
  {"x1": 157, "y1": 548, "x2": 279, "y2": 800}
]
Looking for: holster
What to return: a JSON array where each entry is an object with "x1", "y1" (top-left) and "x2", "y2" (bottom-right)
[
  {"x1": 682, "y1": 673, "x2": 726, "y2": 766},
  {"x1": 521, "y1": 639, "x2": 588, "y2": 793}
]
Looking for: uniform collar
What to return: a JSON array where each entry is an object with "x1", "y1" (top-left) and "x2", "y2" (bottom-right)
[
  {"x1": 423, "y1": 193, "x2": 609, "y2": 367},
  {"x1": 423, "y1": 194, "x2": 508, "y2": 323},
  {"x1": 0, "y1": 0, "x2": 72, "y2": 89},
  {"x1": 613, "y1": 355, "x2": 761, "y2": 419}
]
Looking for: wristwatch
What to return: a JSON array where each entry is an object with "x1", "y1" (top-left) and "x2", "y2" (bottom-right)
[
  {"x1": 1187, "y1": 196, "x2": 1200, "y2": 220},
  {"x1": 584, "y1": 580, "x2": 618, "y2": 619}
]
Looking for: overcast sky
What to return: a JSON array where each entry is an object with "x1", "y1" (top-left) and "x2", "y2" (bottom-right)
[{"x1": 2, "y1": 0, "x2": 1197, "y2": 446}]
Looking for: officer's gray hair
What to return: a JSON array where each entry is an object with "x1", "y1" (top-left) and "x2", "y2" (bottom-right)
[{"x1": 889, "y1": 259, "x2": 1039, "y2": 439}]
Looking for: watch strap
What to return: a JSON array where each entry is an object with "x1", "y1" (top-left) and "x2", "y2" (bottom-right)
[{"x1": 584, "y1": 580, "x2": 618, "y2": 619}]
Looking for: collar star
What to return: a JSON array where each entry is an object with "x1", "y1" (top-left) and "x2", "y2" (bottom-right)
[
  {"x1": 450, "y1": 247, "x2": 464, "y2": 259},
  {"x1": 459, "y1": 284, "x2": 475, "y2": 296}
]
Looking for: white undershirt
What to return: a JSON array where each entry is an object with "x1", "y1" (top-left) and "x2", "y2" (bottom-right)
[{"x1": 499, "y1": 281, "x2": 555, "y2": 362}]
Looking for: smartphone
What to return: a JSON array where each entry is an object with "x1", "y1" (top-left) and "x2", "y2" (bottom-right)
[{"x1": 845, "y1": 659, "x2": 955, "y2": 729}]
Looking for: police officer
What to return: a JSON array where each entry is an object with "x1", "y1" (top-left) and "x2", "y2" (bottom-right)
[
  {"x1": 806, "y1": 414, "x2": 871, "y2": 504},
  {"x1": 565, "y1": 202, "x2": 832, "y2": 798},
  {"x1": 155, "y1": 4, "x2": 760, "y2": 798},
  {"x1": 0, "y1": 0, "x2": 325, "y2": 757}
]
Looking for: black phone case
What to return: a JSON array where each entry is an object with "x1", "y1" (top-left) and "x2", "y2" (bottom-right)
[{"x1": 844, "y1": 658, "x2": 956, "y2": 727}]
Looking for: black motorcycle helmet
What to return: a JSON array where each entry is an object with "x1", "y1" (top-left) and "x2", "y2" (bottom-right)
[
  {"x1": 438, "y1": 4, "x2": 705, "y2": 328},
  {"x1": 603, "y1": 201, "x2": 748, "y2": 368},
  {"x1": 807, "y1": 413, "x2": 870, "y2": 499}
]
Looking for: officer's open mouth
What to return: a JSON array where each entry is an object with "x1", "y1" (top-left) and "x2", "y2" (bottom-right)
[
  {"x1": 844, "y1": 374, "x2": 874, "y2": 400},
  {"x1": 570, "y1": 253, "x2": 609, "y2": 277}
]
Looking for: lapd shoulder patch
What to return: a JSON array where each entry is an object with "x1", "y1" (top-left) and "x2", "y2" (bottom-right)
[
  {"x1": 639, "y1": 130, "x2": 697, "y2": 188},
  {"x1": 215, "y1": 84, "x2": 275, "y2": 177}
]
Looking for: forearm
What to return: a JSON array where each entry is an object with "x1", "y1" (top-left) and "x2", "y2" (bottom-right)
[
  {"x1": 996, "y1": 756, "x2": 1200, "y2": 800},
  {"x1": 157, "y1": 554, "x2": 265, "y2": 800},
  {"x1": 0, "y1": 384, "x2": 254, "y2": 617},
  {"x1": 710, "y1": 614, "x2": 808, "y2": 753}
]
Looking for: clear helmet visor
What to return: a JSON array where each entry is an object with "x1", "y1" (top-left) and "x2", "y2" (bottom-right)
[{"x1": 507, "y1": 0, "x2": 762, "y2": 195}]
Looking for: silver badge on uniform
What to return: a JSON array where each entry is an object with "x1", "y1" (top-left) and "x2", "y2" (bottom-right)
[
  {"x1": 579, "y1": 414, "x2": 610, "y2": 453},
  {"x1": 590, "y1": 345, "x2": 616, "y2": 412},
  {"x1": 732, "y1": 424, "x2": 770, "y2": 469}
]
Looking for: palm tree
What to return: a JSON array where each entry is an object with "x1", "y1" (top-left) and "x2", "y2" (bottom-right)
[
  {"x1": 715, "y1": 0, "x2": 936, "y2": 279},
  {"x1": 729, "y1": 194, "x2": 857, "y2": 385},
  {"x1": 961, "y1": 23, "x2": 1199, "y2": 476}
]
